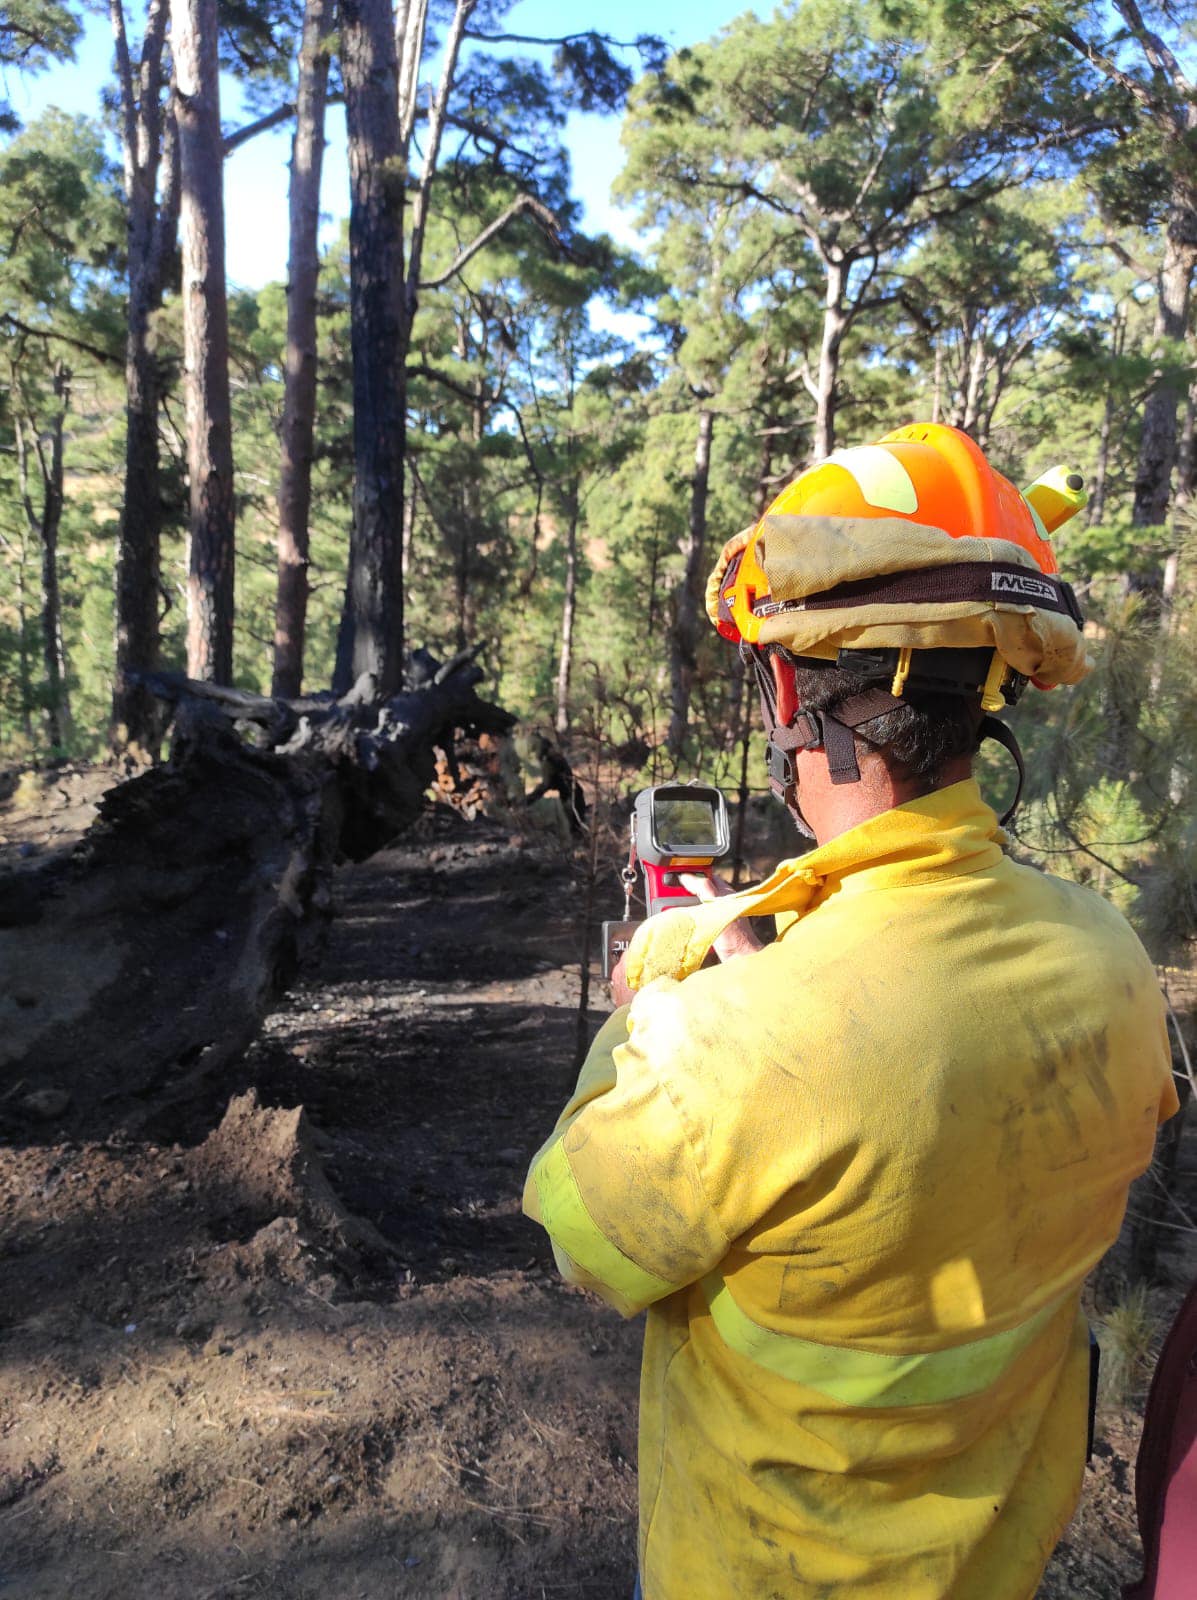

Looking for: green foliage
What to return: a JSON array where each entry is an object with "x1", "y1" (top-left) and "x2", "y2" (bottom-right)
[
  {"x1": 0, "y1": 0, "x2": 80, "y2": 131},
  {"x1": 0, "y1": 110, "x2": 124, "y2": 757},
  {"x1": 1013, "y1": 778, "x2": 1151, "y2": 915}
]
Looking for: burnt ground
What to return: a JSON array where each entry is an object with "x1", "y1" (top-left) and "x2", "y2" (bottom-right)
[{"x1": 0, "y1": 796, "x2": 1189, "y2": 1599}]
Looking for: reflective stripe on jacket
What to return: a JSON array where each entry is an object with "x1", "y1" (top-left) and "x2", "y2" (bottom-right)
[{"x1": 523, "y1": 780, "x2": 1178, "y2": 1600}]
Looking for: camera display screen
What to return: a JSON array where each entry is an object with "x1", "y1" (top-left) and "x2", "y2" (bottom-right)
[{"x1": 654, "y1": 797, "x2": 722, "y2": 853}]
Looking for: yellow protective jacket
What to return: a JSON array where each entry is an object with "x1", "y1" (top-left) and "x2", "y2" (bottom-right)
[{"x1": 523, "y1": 780, "x2": 1178, "y2": 1600}]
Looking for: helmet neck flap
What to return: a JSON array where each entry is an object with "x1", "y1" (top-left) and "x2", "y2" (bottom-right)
[{"x1": 744, "y1": 641, "x2": 1028, "y2": 829}]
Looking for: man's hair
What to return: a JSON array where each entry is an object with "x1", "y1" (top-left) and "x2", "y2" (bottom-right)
[{"x1": 790, "y1": 661, "x2": 984, "y2": 787}]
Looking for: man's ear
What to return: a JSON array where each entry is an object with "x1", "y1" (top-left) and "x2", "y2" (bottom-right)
[{"x1": 771, "y1": 653, "x2": 799, "y2": 728}]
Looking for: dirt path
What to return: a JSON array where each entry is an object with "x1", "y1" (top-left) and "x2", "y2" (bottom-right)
[
  {"x1": 0, "y1": 803, "x2": 1179, "y2": 1598},
  {"x1": 1, "y1": 812, "x2": 641, "y2": 1599}
]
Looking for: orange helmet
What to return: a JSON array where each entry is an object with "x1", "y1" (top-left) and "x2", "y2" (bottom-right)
[
  {"x1": 705, "y1": 423, "x2": 1090, "y2": 821},
  {"x1": 709, "y1": 422, "x2": 1088, "y2": 703}
]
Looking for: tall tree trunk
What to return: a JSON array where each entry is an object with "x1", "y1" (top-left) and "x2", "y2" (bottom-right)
[
  {"x1": 272, "y1": 0, "x2": 334, "y2": 698},
  {"x1": 668, "y1": 406, "x2": 714, "y2": 755},
  {"x1": 14, "y1": 375, "x2": 72, "y2": 752},
  {"x1": 115, "y1": 284, "x2": 165, "y2": 741},
  {"x1": 1089, "y1": 404, "x2": 1112, "y2": 528},
  {"x1": 1133, "y1": 212, "x2": 1196, "y2": 536},
  {"x1": 645, "y1": 529, "x2": 660, "y2": 637},
  {"x1": 931, "y1": 339, "x2": 943, "y2": 425},
  {"x1": 1160, "y1": 380, "x2": 1195, "y2": 641},
  {"x1": 813, "y1": 258, "x2": 847, "y2": 461},
  {"x1": 946, "y1": 310, "x2": 975, "y2": 431},
  {"x1": 454, "y1": 501, "x2": 470, "y2": 653},
  {"x1": 400, "y1": 468, "x2": 419, "y2": 585},
  {"x1": 13, "y1": 537, "x2": 34, "y2": 745},
  {"x1": 456, "y1": 374, "x2": 485, "y2": 651},
  {"x1": 14, "y1": 406, "x2": 66, "y2": 742},
  {"x1": 554, "y1": 485, "x2": 580, "y2": 737},
  {"x1": 38, "y1": 370, "x2": 71, "y2": 750},
  {"x1": 334, "y1": 0, "x2": 406, "y2": 695},
  {"x1": 175, "y1": 0, "x2": 236, "y2": 684},
  {"x1": 1090, "y1": 306, "x2": 1126, "y2": 528},
  {"x1": 961, "y1": 313, "x2": 988, "y2": 442},
  {"x1": 110, "y1": 0, "x2": 177, "y2": 747}
]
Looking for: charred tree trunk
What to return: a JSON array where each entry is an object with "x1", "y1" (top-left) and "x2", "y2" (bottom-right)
[
  {"x1": 14, "y1": 372, "x2": 72, "y2": 751},
  {"x1": 554, "y1": 484, "x2": 580, "y2": 738},
  {"x1": 110, "y1": 0, "x2": 179, "y2": 747},
  {"x1": 334, "y1": 0, "x2": 406, "y2": 697},
  {"x1": 645, "y1": 527, "x2": 661, "y2": 638},
  {"x1": 668, "y1": 406, "x2": 714, "y2": 756},
  {"x1": 272, "y1": 0, "x2": 335, "y2": 699},
  {"x1": 453, "y1": 511, "x2": 470, "y2": 652},
  {"x1": 175, "y1": 0, "x2": 236, "y2": 684},
  {"x1": 115, "y1": 292, "x2": 165, "y2": 741},
  {"x1": 7, "y1": 390, "x2": 34, "y2": 740},
  {"x1": 38, "y1": 372, "x2": 71, "y2": 749},
  {"x1": 455, "y1": 373, "x2": 486, "y2": 652}
]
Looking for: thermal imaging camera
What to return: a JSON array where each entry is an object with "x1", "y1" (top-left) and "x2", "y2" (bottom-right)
[{"x1": 602, "y1": 783, "x2": 730, "y2": 978}]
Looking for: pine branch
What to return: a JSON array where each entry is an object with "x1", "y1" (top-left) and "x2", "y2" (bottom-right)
[
  {"x1": 406, "y1": 0, "x2": 476, "y2": 312},
  {"x1": 1099, "y1": 231, "x2": 1155, "y2": 280},
  {"x1": 223, "y1": 101, "x2": 295, "y2": 154},
  {"x1": 463, "y1": 29, "x2": 645, "y2": 48},
  {"x1": 0, "y1": 313, "x2": 120, "y2": 368},
  {"x1": 1043, "y1": 11, "x2": 1161, "y2": 117},
  {"x1": 1114, "y1": 0, "x2": 1195, "y2": 112},
  {"x1": 407, "y1": 361, "x2": 484, "y2": 406},
  {"x1": 108, "y1": 0, "x2": 138, "y2": 187},
  {"x1": 397, "y1": 0, "x2": 430, "y2": 150},
  {"x1": 417, "y1": 193, "x2": 565, "y2": 290}
]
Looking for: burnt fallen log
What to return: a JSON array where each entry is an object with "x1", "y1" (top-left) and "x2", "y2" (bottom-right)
[
  {"x1": 0, "y1": 654, "x2": 515, "y2": 1139},
  {"x1": 140, "y1": 650, "x2": 514, "y2": 860},
  {"x1": 0, "y1": 714, "x2": 339, "y2": 1136}
]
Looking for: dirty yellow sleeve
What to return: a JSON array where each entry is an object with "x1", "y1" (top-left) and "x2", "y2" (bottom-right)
[{"x1": 523, "y1": 998, "x2": 729, "y2": 1316}]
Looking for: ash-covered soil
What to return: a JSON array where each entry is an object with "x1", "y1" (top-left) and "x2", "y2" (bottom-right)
[{"x1": 0, "y1": 798, "x2": 1184, "y2": 1598}]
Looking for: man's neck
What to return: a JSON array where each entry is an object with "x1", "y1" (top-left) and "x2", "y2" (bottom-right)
[{"x1": 795, "y1": 750, "x2": 974, "y2": 845}]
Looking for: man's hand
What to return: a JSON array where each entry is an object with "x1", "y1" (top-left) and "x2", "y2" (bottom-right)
[
  {"x1": 608, "y1": 954, "x2": 635, "y2": 1009},
  {"x1": 605, "y1": 873, "x2": 761, "y2": 1006},
  {"x1": 679, "y1": 871, "x2": 763, "y2": 962}
]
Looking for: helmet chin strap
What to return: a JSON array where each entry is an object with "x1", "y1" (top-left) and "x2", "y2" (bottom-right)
[
  {"x1": 977, "y1": 715, "x2": 1026, "y2": 826},
  {"x1": 746, "y1": 645, "x2": 1027, "y2": 829}
]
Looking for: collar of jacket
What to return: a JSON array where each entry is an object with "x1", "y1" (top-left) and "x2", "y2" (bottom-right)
[{"x1": 624, "y1": 778, "x2": 1005, "y2": 991}]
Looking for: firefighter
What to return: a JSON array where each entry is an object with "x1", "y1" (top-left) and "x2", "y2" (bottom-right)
[{"x1": 523, "y1": 423, "x2": 1179, "y2": 1600}]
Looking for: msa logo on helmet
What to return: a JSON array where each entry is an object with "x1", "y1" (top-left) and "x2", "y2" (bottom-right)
[{"x1": 992, "y1": 571, "x2": 1056, "y2": 602}]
